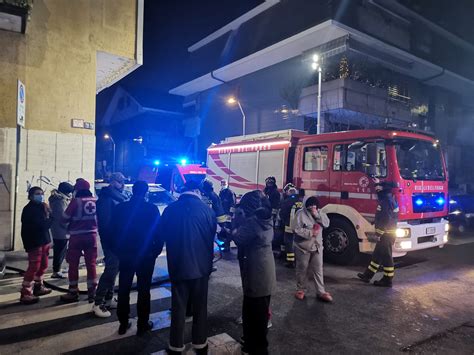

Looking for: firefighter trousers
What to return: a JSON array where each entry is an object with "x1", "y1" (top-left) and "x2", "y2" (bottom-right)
[
  {"x1": 284, "y1": 232, "x2": 295, "y2": 263},
  {"x1": 367, "y1": 235, "x2": 395, "y2": 279}
]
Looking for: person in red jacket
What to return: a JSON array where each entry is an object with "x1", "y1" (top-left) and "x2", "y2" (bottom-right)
[{"x1": 60, "y1": 178, "x2": 98, "y2": 303}]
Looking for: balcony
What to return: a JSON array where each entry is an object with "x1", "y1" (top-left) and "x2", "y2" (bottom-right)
[{"x1": 299, "y1": 78, "x2": 416, "y2": 128}]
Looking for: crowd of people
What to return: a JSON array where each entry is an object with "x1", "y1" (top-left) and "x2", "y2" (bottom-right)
[{"x1": 19, "y1": 171, "x2": 399, "y2": 354}]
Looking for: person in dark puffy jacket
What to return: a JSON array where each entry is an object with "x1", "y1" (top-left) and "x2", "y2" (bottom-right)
[
  {"x1": 111, "y1": 181, "x2": 161, "y2": 336},
  {"x1": 358, "y1": 179, "x2": 399, "y2": 287},
  {"x1": 93, "y1": 172, "x2": 127, "y2": 318},
  {"x1": 48, "y1": 182, "x2": 74, "y2": 279},
  {"x1": 232, "y1": 190, "x2": 276, "y2": 355},
  {"x1": 158, "y1": 180, "x2": 216, "y2": 354},
  {"x1": 20, "y1": 187, "x2": 53, "y2": 304}
]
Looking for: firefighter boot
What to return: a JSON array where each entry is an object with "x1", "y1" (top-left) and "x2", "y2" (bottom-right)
[
  {"x1": 358, "y1": 261, "x2": 379, "y2": 283},
  {"x1": 373, "y1": 276, "x2": 393, "y2": 287},
  {"x1": 357, "y1": 270, "x2": 374, "y2": 283}
]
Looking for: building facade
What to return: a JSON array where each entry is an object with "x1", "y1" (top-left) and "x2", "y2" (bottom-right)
[
  {"x1": 169, "y1": 0, "x2": 474, "y2": 189},
  {"x1": 0, "y1": 0, "x2": 143, "y2": 250}
]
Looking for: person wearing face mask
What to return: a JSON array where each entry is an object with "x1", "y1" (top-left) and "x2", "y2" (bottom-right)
[
  {"x1": 20, "y1": 187, "x2": 54, "y2": 304},
  {"x1": 358, "y1": 179, "x2": 399, "y2": 287},
  {"x1": 93, "y1": 172, "x2": 127, "y2": 317},
  {"x1": 293, "y1": 196, "x2": 332, "y2": 302},
  {"x1": 49, "y1": 182, "x2": 75, "y2": 279}
]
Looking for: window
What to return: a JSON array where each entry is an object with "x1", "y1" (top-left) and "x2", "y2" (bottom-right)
[
  {"x1": 304, "y1": 146, "x2": 328, "y2": 171},
  {"x1": 333, "y1": 142, "x2": 387, "y2": 177},
  {"x1": 333, "y1": 145, "x2": 343, "y2": 171}
]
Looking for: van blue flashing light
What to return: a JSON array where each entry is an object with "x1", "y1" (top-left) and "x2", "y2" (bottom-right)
[
  {"x1": 436, "y1": 197, "x2": 445, "y2": 206},
  {"x1": 153, "y1": 160, "x2": 160, "y2": 166},
  {"x1": 180, "y1": 158, "x2": 187, "y2": 166},
  {"x1": 415, "y1": 199, "x2": 423, "y2": 206}
]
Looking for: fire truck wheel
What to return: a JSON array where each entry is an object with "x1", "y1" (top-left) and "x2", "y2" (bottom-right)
[{"x1": 323, "y1": 217, "x2": 358, "y2": 265}]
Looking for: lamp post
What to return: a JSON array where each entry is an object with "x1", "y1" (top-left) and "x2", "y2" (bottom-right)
[
  {"x1": 104, "y1": 134, "x2": 116, "y2": 172},
  {"x1": 311, "y1": 54, "x2": 322, "y2": 134},
  {"x1": 227, "y1": 96, "x2": 246, "y2": 136}
]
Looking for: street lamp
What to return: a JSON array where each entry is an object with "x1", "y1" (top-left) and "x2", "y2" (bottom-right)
[
  {"x1": 104, "y1": 134, "x2": 116, "y2": 172},
  {"x1": 311, "y1": 54, "x2": 322, "y2": 134},
  {"x1": 227, "y1": 96, "x2": 246, "y2": 136}
]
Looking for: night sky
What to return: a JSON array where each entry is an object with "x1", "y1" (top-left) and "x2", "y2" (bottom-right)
[{"x1": 96, "y1": 0, "x2": 264, "y2": 119}]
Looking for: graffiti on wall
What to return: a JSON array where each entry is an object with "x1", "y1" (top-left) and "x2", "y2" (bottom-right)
[{"x1": 26, "y1": 175, "x2": 73, "y2": 194}]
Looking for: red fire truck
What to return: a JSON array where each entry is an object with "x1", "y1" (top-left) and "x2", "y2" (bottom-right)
[{"x1": 206, "y1": 129, "x2": 449, "y2": 264}]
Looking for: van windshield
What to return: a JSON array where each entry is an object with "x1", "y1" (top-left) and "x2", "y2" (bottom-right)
[{"x1": 394, "y1": 139, "x2": 445, "y2": 181}]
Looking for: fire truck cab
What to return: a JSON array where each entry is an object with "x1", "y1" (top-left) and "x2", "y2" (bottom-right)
[{"x1": 207, "y1": 129, "x2": 449, "y2": 264}]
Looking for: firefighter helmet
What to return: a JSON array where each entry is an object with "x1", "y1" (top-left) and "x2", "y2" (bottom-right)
[
  {"x1": 265, "y1": 176, "x2": 277, "y2": 185},
  {"x1": 283, "y1": 183, "x2": 296, "y2": 193},
  {"x1": 201, "y1": 179, "x2": 214, "y2": 193}
]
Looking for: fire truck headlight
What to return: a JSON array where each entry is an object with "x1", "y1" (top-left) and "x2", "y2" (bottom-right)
[
  {"x1": 400, "y1": 241, "x2": 412, "y2": 250},
  {"x1": 443, "y1": 234, "x2": 448, "y2": 243},
  {"x1": 444, "y1": 224, "x2": 449, "y2": 232},
  {"x1": 396, "y1": 228, "x2": 410, "y2": 238}
]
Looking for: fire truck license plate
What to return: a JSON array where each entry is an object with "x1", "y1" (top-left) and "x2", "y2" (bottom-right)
[{"x1": 426, "y1": 227, "x2": 436, "y2": 234}]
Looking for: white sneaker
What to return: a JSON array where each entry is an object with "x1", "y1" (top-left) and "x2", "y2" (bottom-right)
[
  {"x1": 267, "y1": 319, "x2": 273, "y2": 328},
  {"x1": 51, "y1": 272, "x2": 65, "y2": 279},
  {"x1": 93, "y1": 304, "x2": 111, "y2": 318},
  {"x1": 235, "y1": 316, "x2": 243, "y2": 325},
  {"x1": 105, "y1": 297, "x2": 118, "y2": 309}
]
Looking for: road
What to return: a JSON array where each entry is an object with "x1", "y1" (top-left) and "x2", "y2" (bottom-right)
[{"x1": 0, "y1": 234, "x2": 473, "y2": 354}]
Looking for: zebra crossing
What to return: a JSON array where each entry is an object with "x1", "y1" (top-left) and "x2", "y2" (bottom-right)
[{"x1": 0, "y1": 270, "x2": 240, "y2": 354}]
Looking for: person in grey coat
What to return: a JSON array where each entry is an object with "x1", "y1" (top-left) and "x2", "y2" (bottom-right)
[
  {"x1": 232, "y1": 190, "x2": 276, "y2": 355},
  {"x1": 48, "y1": 182, "x2": 74, "y2": 279},
  {"x1": 293, "y1": 196, "x2": 333, "y2": 302}
]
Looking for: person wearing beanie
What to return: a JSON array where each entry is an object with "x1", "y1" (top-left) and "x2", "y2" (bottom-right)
[
  {"x1": 48, "y1": 182, "x2": 74, "y2": 279},
  {"x1": 19, "y1": 187, "x2": 53, "y2": 304},
  {"x1": 93, "y1": 172, "x2": 127, "y2": 318},
  {"x1": 358, "y1": 178, "x2": 399, "y2": 287},
  {"x1": 232, "y1": 190, "x2": 276, "y2": 355},
  {"x1": 293, "y1": 196, "x2": 332, "y2": 302},
  {"x1": 60, "y1": 178, "x2": 98, "y2": 303}
]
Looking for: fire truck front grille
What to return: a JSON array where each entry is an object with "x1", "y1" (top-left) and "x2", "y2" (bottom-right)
[{"x1": 418, "y1": 235, "x2": 436, "y2": 244}]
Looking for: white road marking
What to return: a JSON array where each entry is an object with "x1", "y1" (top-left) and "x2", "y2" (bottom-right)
[
  {"x1": 0, "y1": 287, "x2": 171, "y2": 330},
  {"x1": 0, "y1": 310, "x2": 173, "y2": 354},
  {"x1": 151, "y1": 333, "x2": 241, "y2": 355}
]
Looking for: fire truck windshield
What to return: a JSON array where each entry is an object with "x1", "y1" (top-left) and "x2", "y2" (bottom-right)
[
  {"x1": 394, "y1": 139, "x2": 445, "y2": 181},
  {"x1": 184, "y1": 173, "x2": 206, "y2": 184}
]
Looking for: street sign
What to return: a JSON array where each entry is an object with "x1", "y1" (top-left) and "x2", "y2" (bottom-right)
[{"x1": 17, "y1": 80, "x2": 25, "y2": 127}]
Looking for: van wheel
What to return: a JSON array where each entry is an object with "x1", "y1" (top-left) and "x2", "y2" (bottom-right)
[{"x1": 323, "y1": 217, "x2": 359, "y2": 265}]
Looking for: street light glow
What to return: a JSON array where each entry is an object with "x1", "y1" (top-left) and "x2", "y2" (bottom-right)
[
  {"x1": 311, "y1": 62, "x2": 319, "y2": 71},
  {"x1": 104, "y1": 134, "x2": 110, "y2": 139},
  {"x1": 312, "y1": 54, "x2": 319, "y2": 62},
  {"x1": 227, "y1": 97, "x2": 237, "y2": 105}
]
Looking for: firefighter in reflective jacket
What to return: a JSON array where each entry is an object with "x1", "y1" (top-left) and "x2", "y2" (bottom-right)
[
  {"x1": 218, "y1": 180, "x2": 236, "y2": 252},
  {"x1": 358, "y1": 179, "x2": 399, "y2": 287},
  {"x1": 263, "y1": 176, "x2": 282, "y2": 228},
  {"x1": 201, "y1": 179, "x2": 227, "y2": 226},
  {"x1": 279, "y1": 183, "x2": 303, "y2": 268}
]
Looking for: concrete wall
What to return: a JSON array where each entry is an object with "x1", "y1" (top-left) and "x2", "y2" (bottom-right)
[{"x1": 0, "y1": 0, "x2": 138, "y2": 250}]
